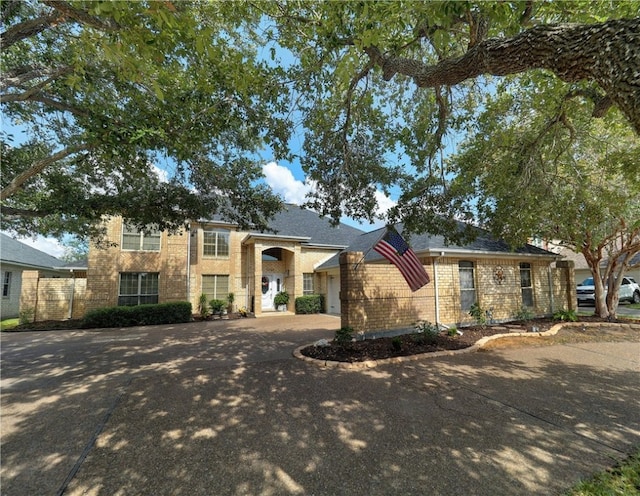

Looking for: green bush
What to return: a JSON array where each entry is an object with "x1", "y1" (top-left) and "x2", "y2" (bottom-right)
[
  {"x1": 553, "y1": 308, "x2": 578, "y2": 322},
  {"x1": 274, "y1": 291, "x2": 289, "y2": 306},
  {"x1": 209, "y1": 299, "x2": 226, "y2": 314},
  {"x1": 82, "y1": 302, "x2": 192, "y2": 329},
  {"x1": 333, "y1": 326, "x2": 354, "y2": 346},
  {"x1": 295, "y1": 294, "x2": 324, "y2": 314},
  {"x1": 469, "y1": 302, "x2": 488, "y2": 326},
  {"x1": 515, "y1": 306, "x2": 534, "y2": 321},
  {"x1": 415, "y1": 320, "x2": 440, "y2": 344}
]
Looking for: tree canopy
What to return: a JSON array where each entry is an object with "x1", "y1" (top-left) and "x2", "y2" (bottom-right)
[
  {"x1": 449, "y1": 76, "x2": 639, "y2": 317},
  {"x1": 260, "y1": 1, "x2": 639, "y2": 234},
  {"x1": 1, "y1": 0, "x2": 289, "y2": 239},
  {"x1": 1, "y1": 1, "x2": 639, "y2": 251}
]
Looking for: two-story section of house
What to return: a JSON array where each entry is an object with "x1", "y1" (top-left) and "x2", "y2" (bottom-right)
[{"x1": 84, "y1": 204, "x2": 364, "y2": 316}]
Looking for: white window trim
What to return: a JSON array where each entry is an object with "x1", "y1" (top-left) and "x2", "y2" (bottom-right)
[
  {"x1": 121, "y1": 223, "x2": 161, "y2": 252},
  {"x1": 203, "y1": 229, "x2": 230, "y2": 258}
]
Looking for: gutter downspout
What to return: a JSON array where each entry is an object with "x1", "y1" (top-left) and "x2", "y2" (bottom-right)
[
  {"x1": 548, "y1": 261, "x2": 555, "y2": 316},
  {"x1": 186, "y1": 223, "x2": 191, "y2": 308},
  {"x1": 67, "y1": 269, "x2": 76, "y2": 320},
  {"x1": 434, "y1": 253, "x2": 443, "y2": 327}
]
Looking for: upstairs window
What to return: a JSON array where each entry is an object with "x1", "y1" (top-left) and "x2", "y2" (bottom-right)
[
  {"x1": 520, "y1": 263, "x2": 534, "y2": 307},
  {"x1": 203, "y1": 229, "x2": 229, "y2": 258},
  {"x1": 122, "y1": 223, "x2": 161, "y2": 251}
]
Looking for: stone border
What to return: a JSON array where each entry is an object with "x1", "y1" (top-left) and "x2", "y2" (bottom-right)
[{"x1": 293, "y1": 322, "x2": 640, "y2": 369}]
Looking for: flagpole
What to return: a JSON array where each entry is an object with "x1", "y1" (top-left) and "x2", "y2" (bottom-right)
[{"x1": 353, "y1": 226, "x2": 390, "y2": 271}]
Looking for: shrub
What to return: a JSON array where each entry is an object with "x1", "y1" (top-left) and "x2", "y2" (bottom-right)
[
  {"x1": 198, "y1": 293, "x2": 209, "y2": 317},
  {"x1": 415, "y1": 320, "x2": 440, "y2": 344},
  {"x1": 82, "y1": 302, "x2": 192, "y2": 329},
  {"x1": 227, "y1": 292, "x2": 235, "y2": 312},
  {"x1": 209, "y1": 299, "x2": 226, "y2": 315},
  {"x1": 447, "y1": 325, "x2": 458, "y2": 337},
  {"x1": 515, "y1": 306, "x2": 535, "y2": 321},
  {"x1": 469, "y1": 303, "x2": 488, "y2": 326},
  {"x1": 333, "y1": 326, "x2": 354, "y2": 346},
  {"x1": 19, "y1": 307, "x2": 35, "y2": 324},
  {"x1": 295, "y1": 295, "x2": 324, "y2": 314},
  {"x1": 274, "y1": 291, "x2": 289, "y2": 306},
  {"x1": 391, "y1": 336, "x2": 402, "y2": 351},
  {"x1": 553, "y1": 308, "x2": 578, "y2": 322}
]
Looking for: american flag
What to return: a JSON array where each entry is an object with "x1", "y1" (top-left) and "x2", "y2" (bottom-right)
[{"x1": 373, "y1": 228, "x2": 430, "y2": 292}]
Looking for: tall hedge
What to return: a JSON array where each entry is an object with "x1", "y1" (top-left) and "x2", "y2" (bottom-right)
[
  {"x1": 82, "y1": 302, "x2": 192, "y2": 329},
  {"x1": 295, "y1": 295, "x2": 324, "y2": 314}
]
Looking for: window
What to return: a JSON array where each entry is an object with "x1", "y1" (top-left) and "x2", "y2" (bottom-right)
[
  {"x1": 203, "y1": 229, "x2": 229, "y2": 257},
  {"x1": 122, "y1": 223, "x2": 161, "y2": 251},
  {"x1": 303, "y1": 273, "x2": 314, "y2": 295},
  {"x1": 2, "y1": 272, "x2": 12, "y2": 297},
  {"x1": 202, "y1": 275, "x2": 229, "y2": 301},
  {"x1": 118, "y1": 273, "x2": 159, "y2": 306},
  {"x1": 520, "y1": 263, "x2": 534, "y2": 307},
  {"x1": 458, "y1": 261, "x2": 476, "y2": 312}
]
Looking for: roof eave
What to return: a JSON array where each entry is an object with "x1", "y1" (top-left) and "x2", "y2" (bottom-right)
[{"x1": 242, "y1": 233, "x2": 312, "y2": 244}]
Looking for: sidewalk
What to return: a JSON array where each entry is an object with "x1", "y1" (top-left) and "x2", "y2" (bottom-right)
[{"x1": 1, "y1": 315, "x2": 638, "y2": 495}]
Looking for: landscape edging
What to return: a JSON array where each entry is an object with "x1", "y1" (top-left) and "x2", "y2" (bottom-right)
[{"x1": 292, "y1": 321, "x2": 640, "y2": 369}]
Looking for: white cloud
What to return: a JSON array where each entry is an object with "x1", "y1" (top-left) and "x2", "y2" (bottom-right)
[
  {"x1": 262, "y1": 161, "x2": 396, "y2": 231},
  {"x1": 262, "y1": 162, "x2": 313, "y2": 204},
  {"x1": 152, "y1": 164, "x2": 169, "y2": 183},
  {"x1": 2, "y1": 232, "x2": 65, "y2": 258}
]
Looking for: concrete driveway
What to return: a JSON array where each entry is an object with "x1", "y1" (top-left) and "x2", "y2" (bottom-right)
[{"x1": 1, "y1": 314, "x2": 638, "y2": 496}]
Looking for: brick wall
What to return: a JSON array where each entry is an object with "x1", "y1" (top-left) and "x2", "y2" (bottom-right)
[
  {"x1": 339, "y1": 252, "x2": 436, "y2": 332},
  {"x1": 86, "y1": 217, "x2": 347, "y2": 317},
  {"x1": 20, "y1": 271, "x2": 86, "y2": 321},
  {"x1": 340, "y1": 252, "x2": 575, "y2": 333},
  {"x1": 85, "y1": 217, "x2": 189, "y2": 313}
]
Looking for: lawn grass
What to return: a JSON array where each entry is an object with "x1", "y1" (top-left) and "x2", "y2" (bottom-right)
[
  {"x1": 566, "y1": 448, "x2": 640, "y2": 495},
  {"x1": 629, "y1": 303, "x2": 640, "y2": 310},
  {"x1": 0, "y1": 318, "x2": 20, "y2": 331}
]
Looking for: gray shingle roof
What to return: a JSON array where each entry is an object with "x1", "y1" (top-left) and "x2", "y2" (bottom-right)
[
  {"x1": 208, "y1": 204, "x2": 365, "y2": 247},
  {"x1": 317, "y1": 223, "x2": 558, "y2": 270},
  {"x1": 0, "y1": 233, "x2": 66, "y2": 270},
  {"x1": 254, "y1": 204, "x2": 365, "y2": 247}
]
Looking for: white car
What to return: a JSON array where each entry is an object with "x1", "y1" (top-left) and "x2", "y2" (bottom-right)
[{"x1": 576, "y1": 276, "x2": 640, "y2": 306}]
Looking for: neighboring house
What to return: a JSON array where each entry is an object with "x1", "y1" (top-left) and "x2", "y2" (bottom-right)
[
  {"x1": 553, "y1": 246, "x2": 592, "y2": 284},
  {"x1": 0, "y1": 233, "x2": 70, "y2": 319},
  {"x1": 316, "y1": 224, "x2": 572, "y2": 332},
  {"x1": 537, "y1": 239, "x2": 640, "y2": 286},
  {"x1": 85, "y1": 205, "x2": 364, "y2": 316}
]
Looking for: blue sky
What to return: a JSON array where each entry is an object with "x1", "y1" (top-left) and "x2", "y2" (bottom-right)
[{"x1": 1, "y1": 118, "x2": 394, "y2": 258}]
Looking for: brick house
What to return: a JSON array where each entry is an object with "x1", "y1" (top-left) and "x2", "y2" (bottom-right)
[
  {"x1": 85, "y1": 205, "x2": 364, "y2": 316},
  {"x1": 315, "y1": 224, "x2": 574, "y2": 332},
  {"x1": 85, "y1": 207, "x2": 574, "y2": 331}
]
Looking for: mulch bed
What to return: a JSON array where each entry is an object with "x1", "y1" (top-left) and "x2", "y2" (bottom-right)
[{"x1": 299, "y1": 316, "x2": 640, "y2": 363}]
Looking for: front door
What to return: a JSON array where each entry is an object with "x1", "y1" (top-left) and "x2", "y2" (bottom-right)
[
  {"x1": 261, "y1": 274, "x2": 283, "y2": 311},
  {"x1": 327, "y1": 275, "x2": 341, "y2": 315}
]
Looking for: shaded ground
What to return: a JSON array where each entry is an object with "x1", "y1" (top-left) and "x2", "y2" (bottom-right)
[
  {"x1": 1, "y1": 314, "x2": 638, "y2": 496},
  {"x1": 300, "y1": 316, "x2": 640, "y2": 362}
]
